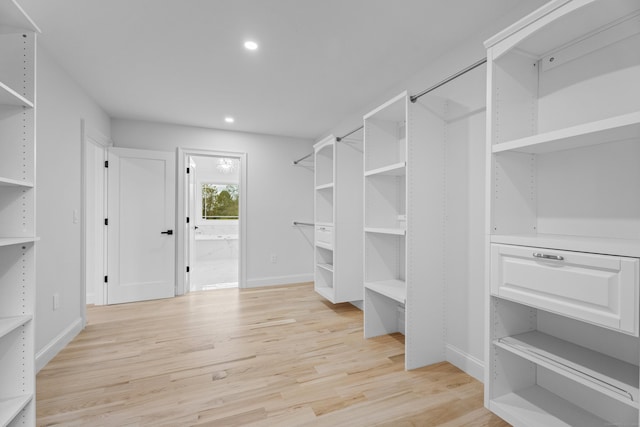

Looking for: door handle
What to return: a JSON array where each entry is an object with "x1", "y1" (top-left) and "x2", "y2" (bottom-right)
[
  {"x1": 533, "y1": 252, "x2": 563, "y2": 261},
  {"x1": 161, "y1": 230, "x2": 174, "y2": 235}
]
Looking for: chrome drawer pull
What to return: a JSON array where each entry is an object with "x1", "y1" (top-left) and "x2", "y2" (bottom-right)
[{"x1": 533, "y1": 253, "x2": 564, "y2": 261}]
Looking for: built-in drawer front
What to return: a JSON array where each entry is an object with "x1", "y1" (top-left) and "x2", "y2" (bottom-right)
[
  {"x1": 315, "y1": 225, "x2": 333, "y2": 248},
  {"x1": 491, "y1": 244, "x2": 639, "y2": 335}
]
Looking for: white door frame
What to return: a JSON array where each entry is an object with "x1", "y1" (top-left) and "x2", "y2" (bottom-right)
[
  {"x1": 186, "y1": 156, "x2": 197, "y2": 292},
  {"x1": 80, "y1": 120, "x2": 112, "y2": 318},
  {"x1": 176, "y1": 148, "x2": 247, "y2": 294}
]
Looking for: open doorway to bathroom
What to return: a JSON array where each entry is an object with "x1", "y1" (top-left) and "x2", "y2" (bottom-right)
[{"x1": 188, "y1": 155, "x2": 240, "y2": 291}]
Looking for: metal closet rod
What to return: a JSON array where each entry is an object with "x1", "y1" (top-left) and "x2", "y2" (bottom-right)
[
  {"x1": 292, "y1": 152, "x2": 313, "y2": 165},
  {"x1": 410, "y1": 57, "x2": 487, "y2": 103},
  {"x1": 293, "y1": 126, "x2": 364, "y2": 164},
  {"x1": 293, "y1": 58, "x2": 486, "y2": 164},
  {"x1": 336, "y1": 126, "x2": 363, "y2": 142}
]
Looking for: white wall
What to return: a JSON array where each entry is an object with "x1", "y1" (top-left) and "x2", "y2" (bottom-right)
[
  {"x1": 111, "y1": 120, "x2": 315, "y2": 288},
  {"x1": 35, "y1": 48, "x2": 111, "y2": 371}
]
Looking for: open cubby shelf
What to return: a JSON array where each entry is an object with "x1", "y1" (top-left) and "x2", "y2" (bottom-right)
[
  {"x1": 363, "y1": 90, "x2": 445, "y2": 371},
  {"x1": 495, "y1": 331, "x2": 638, "y2": 406},
  {"x1": 364, "y1": 280, "x2": 405, "y2": 304}
]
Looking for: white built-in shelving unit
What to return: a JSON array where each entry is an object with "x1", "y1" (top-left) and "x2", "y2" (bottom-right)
[
  {"x1": 0, "y1": 0, "x2": 39, "y2": 425},
  {"x1": 484, "y1": 0, "x2": 640, "y2": 425},
  {"x1": 363, "y1": 91, "x2": 445, "y2": 370},
  {"x1": 313, "y1": 134, "x2": 363, "y2": 303}
]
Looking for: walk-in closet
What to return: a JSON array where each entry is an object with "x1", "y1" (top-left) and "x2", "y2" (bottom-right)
[{"x1": 7, "y1": 0, "x2": 640, "y2": 425}]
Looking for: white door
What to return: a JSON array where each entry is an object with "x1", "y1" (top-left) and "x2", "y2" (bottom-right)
[{"x1": 107, "y1": 147, "x2": 176, "y2": 304}]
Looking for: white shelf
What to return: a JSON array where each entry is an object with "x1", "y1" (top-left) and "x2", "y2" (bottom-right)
[
  {"x1": 491, "y1": 233, "x2": 640, "y2": 258},
  {"x1": 315, "y1": 241, "x2": 333, "y2": 251},
  {"x1": 316, "y1": 263, "x2": 334, "y2": 273},
  {"x1": 491, "y1": 385, "x2": 611, "y2": 427},
  {"x1": 315, "y1": 182, "x2": 334, "y2": 191},
  {"x1": 495, "y1": 331, "x2": 639, "y2": 407},
  {"x1": 0, "y1": 176, "x2": 33, "y2": 188},
  {"x1": 314, "y1": 285, "x2": 334, "y2": 302},
  {"x1": 0, "y1": 237, "x2": 38, "y2": 247},
  {"x1": 364, "y1": 227, "x2": 406, "y2": 236},
  {"x1": 364, "y1": 162, "x2": 406, "y2": 177},
  {"x1": 365, "y1": 280, "x2": 406, "y2": 304},
  {"x1": 492, "y1": 111, "x2": 640, "y2": 154},
  {"x1": 0, "y1": 0, "x2": 40, "y2": 32},
  {"x1": 0, "y1": 315, "x2": 31, "y2": 340},
  {"x1": 0, "y1": 394, "x2": 33, "y2": 427},
  {"x1": 0, "y1": 82, "x2": 33, "y2": 108}
]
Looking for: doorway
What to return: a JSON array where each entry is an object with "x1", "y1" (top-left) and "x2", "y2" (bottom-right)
[
  {"x1": 189, "y1": 155, "x2": 240, "y2": 291},
  {"x1": 177, "y1": 149, "x2": 247, "y2": 295}
]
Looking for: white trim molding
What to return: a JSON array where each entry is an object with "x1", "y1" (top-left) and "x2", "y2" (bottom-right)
[
  {"x1": 445, "y1": 344, "x2": 484, "y2": 383},
  {"x1": 36, "y1": 317, "x2": 83, "y2": 373},
  {"x1": 246, "y1": 274, "x2": 314, "y2": 289}
]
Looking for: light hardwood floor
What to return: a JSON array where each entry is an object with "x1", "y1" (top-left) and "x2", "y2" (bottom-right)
[{"x1": 37, "y1": 283, "x2": 509, "y2": 426}]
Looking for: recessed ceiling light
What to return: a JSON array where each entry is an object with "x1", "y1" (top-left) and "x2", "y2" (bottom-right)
[
  {"x1": 224, "y1": 116, "x2": 235, "y2": 123},
  {"x1": 244, "y1": 40, "x2": 258, "y2": 51}
]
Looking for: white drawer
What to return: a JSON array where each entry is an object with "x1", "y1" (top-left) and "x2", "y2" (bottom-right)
[
  {"x1": 315, "y1": 225, "x2": 333, "y2": 248},
  {"x1": 491, "y1": 244, "x2": 639, "y2": 335}
]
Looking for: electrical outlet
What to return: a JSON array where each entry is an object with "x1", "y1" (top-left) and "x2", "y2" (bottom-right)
[
  {"x1": 270, "y1": 254, "x2": 277, "y2": 263},
  {"x1": 53, "y1": 293, "x2": 60, "y2": 311}
]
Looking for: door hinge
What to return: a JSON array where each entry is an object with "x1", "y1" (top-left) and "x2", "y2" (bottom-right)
[
  {"x1": 186, "y1": 266, "x2": 190, "y2": 273},
  {"x1": 186, "y1": 167, "x2": 190, "y2": 174},
  {"x1": 104, "y1": 218, "x2": 108, "y2": 226},
  {"x1": 186, "y1": 217, "x2": 190, "y2": 223},
  {"x1": 104, "y1": 160, "x2": 109, "y2": 168},
  {"x1": 104, "y1": 275, "x2": 108, "y2": 283}
]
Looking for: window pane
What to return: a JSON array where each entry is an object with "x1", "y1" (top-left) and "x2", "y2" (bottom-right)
[{"x1": 202, "y1": 184, "x2": 239, "y2": 220}]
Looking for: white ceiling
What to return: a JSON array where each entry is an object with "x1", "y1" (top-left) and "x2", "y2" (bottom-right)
[{"x1": 20, "y1": 0, "x2": 542, "y2": 140}]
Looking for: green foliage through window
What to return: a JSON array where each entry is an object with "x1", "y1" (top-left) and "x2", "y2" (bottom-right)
[{"x1": 202, "y1": 184, "x2": 239, "y2": 220}]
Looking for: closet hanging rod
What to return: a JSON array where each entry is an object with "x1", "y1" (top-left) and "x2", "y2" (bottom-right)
[
  {"x1": 293, "y1": 221, "x2": 315, "y2": 227},
  {"x1": 297, "y1": 58, "x2": 485, "y2": 163},
  {"x1": 410, "y1": 57, "x2": 487, "y2": 103},
  {"x1": 336, "y1": 125, "x2": 364, "y2": 142},
  {"x1": 292, "y1": 152, "x2": 313, "y2": 165}
]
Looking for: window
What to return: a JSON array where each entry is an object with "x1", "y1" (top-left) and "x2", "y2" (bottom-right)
[{"x1": 202, "y1": 184, "x2": 239, "y2": 220}]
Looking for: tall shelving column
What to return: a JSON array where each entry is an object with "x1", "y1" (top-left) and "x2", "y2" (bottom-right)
[
  {"x1": 363, "y1": 91, "x2": 445, "y2": 370},
  {"x1": 313, "y1": 134, "x2": 363, "y2": 303},
  {"x1": 0, "y1": 0, "x2": 39, "y2": 425},
  {"x1": 484, "y1": 1, "x2": 640, "y2": 426}
]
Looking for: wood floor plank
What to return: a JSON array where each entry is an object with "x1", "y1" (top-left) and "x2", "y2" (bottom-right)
[{"x1": 36, "y1": 283, "x2": 509, "y2": 426}]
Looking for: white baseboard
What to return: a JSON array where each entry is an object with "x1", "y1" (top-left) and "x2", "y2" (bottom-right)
[
  {"x1": 36, "y1": 317, "x2": 84, "y2": 373},
  {"x1": 86, "y1": 291, "x2": 95, "y2": 305},
  {"x1": 349, "y1": 300, "x2": 363, "y2": 310},
  {"x1": 445, "y1": 344, "x2": 484, "y2": 382},
  {"x1": 245, "y1": 273, "x2": 313, "y2": 288}
]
